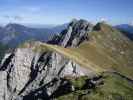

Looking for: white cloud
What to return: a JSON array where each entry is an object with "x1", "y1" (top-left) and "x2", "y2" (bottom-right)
[
  {"x1": 99, "y1": 17, "x2": 108, "y2": 22},
  {"x1": 0, "y1": 5, "x2": 68, "y2": 24},
  {"x1": 2, "y1": 15, "x2": 23, "y2": 21}
]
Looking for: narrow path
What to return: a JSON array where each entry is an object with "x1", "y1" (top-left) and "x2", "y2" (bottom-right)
[{"x1": 105, "y1": 71, "x2": 133, "y2": 84}]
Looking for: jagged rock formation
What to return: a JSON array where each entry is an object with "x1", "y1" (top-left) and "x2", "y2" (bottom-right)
[
  {"x1": 0, "y1": 19, "x2": 95, "y2": 100},
  {"x1": 48, "y1": 19, "x2": 93, "y2": 47},
  {"x1": 0, "y1": 45, "x2": 94, "y2": 100}
]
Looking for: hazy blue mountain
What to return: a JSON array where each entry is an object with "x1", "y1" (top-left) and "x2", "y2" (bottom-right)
[
  {"x1": 24, "y1": 24, "x2": 56, "y2": 28},
  {"x1": 51, "y1": 23, "x2": 68, "y2": 34},
  {"x1": 0, "y1": 23, "x2": 68, "y2": 47},
  {"x1": 115, "y1": 24, "x2": 133, "y2": 40},
  {"x1": 116, "y1": 24, "x2": 133, "y2": 33}
]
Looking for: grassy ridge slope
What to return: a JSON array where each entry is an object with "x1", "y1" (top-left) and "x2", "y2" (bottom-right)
[
  {"x1": 67, "y1": 23, "x2": 133, "y2": 79},
  {"x1": 57, "y1": 73, "x2": 133, "y2": 100}
]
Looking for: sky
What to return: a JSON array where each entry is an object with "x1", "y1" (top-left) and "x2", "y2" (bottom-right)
[{"x1": 0, "y1": 0, "x2": 133, "y2": 25}]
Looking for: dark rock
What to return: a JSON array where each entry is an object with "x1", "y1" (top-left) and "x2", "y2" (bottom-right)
[{"x1": 48, "y1": 19, "x2": 93, "y2": 47}]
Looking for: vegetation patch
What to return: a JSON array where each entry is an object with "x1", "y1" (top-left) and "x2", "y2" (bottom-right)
[{"x1": 57, "y1": 73, "x2": 133, "y2": 100}]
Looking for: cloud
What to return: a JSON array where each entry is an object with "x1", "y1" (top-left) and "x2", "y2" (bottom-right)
[
  {"x1": 2, "y1": 15, "x2": 24, "y2": 22},
  {"x1": 100, "y1": 17, "x2": 108, "y2": 22}
]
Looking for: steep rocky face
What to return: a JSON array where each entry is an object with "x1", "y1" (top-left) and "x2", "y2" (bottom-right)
[
  {"x1": 48, "y1": 19, "x2": 93, "y2": 47},
  {"x1": 0, "y1": 44, "x2": 94, "y2": 100}
]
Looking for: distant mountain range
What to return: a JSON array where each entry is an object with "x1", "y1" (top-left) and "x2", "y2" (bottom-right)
[
  {"x1": 0, "y1": 23, "x2": 68, "y2": 47},
  {"x1": 116, "y1": 24, "x2": 133, "y2": 33},
  {"x1": 115, "y1": 24, "x2": 133, "y2": 40},
  {"x1": 1, "y1": 22, "x2": 132, "y2": 48}
]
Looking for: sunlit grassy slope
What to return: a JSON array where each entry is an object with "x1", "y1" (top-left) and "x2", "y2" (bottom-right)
[{"x1": 74, "y1": 23, "x2": 133, "y2": 79}]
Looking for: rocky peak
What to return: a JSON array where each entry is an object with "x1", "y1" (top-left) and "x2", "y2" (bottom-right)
[
  {"x1": 48, "y1": 19, "x2": 93, "y2": 47},
  {"x1": 0, "y1": 42, "x2": 95, "y2": 100},
  {"x1": 93, "y1": 22, "x2": 106, "y2": 30}
]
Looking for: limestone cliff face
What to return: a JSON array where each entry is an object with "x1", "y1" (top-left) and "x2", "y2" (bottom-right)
[
  {"x1": 0, "y1": 19, "x2": 95, "y2": 100},
  {"x1": 0, "y1": 47, "x2": 94, "y2": 100}
]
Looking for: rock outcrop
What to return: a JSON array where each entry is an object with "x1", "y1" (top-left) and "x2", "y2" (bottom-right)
[
  {"x1": 0, "y1": 19, "x2": 95, "y2": 100},
  {"x1": 48, "y1": 19, "x2": 93, "y2": 47},
  {"x1": 0, "y1": 45, "x2": 94, "y2": 100}
]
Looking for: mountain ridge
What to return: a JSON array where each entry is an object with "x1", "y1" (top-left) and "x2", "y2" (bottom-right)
[{"x1": 0, "y1": 19, "x2": 133, "y2": 100}]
